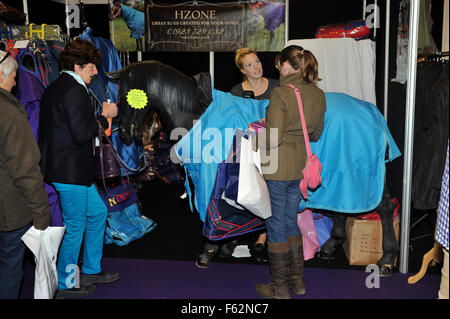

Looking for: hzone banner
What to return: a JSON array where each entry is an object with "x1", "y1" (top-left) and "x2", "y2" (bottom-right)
[{"x1": 145, "y1": 1, "x2": 285, "y2": 52}]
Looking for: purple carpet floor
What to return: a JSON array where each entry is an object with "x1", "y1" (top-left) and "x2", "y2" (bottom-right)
[{"x1": 20, "y1": 257, "x2": 441, "y2": 299}]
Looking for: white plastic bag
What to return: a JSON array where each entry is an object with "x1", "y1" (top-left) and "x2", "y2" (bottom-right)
[
  {"x1": 21, "y1": 226, "x2": 65, "y2": 299},
  {"x1": 237, "y1": 136, "x2": 272, "y2": 219}
]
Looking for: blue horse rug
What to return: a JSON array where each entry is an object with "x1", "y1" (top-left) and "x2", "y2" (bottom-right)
[
  {"x1": 174, "y1": 89, "x2": 267, "y2": 222},
  {"x1": 174, "y1": 90, "x2": 401, "y2": 223}
]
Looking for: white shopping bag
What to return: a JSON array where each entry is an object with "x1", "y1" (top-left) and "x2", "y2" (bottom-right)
[
  {"x1": 237, "y1": 136, "x2": 272, "y2": 219},
  {"x1": 21, "y1": 226, "x2": 65, "y2": 299}
]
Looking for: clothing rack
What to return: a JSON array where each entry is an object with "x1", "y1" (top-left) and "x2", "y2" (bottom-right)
[{"x1": 0, "y1": 23, "x2": 70, "y2": 42}]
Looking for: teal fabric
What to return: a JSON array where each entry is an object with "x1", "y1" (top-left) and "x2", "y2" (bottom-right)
[
  {"x1": 175, "y1": 90, "x2": 401, "y2": 222},
  {"x1": 304, "y1": 93, "x2": 401, "y2": 213},
  {"x1": 174, "y1": 89, "x2": 267, "y2": 222}
]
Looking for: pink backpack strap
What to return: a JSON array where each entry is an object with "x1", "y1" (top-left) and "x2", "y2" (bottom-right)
[{"x1": 286, "y1": 84, "x2": 312, "y2": 157}]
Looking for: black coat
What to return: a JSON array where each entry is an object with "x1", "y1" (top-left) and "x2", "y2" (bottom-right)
[{"x1": 39, "y1": 73, "x2": 108, "y2": 186}]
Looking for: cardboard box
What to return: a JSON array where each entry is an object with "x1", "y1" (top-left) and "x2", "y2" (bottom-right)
[{"x1": 343, "y1": 217, "x2": 400, "y2": 266}]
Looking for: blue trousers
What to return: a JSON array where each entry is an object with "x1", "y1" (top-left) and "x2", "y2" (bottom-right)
[
  {"x1": 265, "y1": 180, "x2": 302, "y2": 243},
  {"x1": 0, "y1": 223, "x2": 31, "y2": 299},
  {"x1": 53, "y1": 183, "x2": 107, "y2": 290}
]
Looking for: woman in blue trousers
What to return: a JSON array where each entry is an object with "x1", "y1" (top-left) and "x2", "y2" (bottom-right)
[{"x1": 39, "y1": 39, "x2": 119, "y2": 299}]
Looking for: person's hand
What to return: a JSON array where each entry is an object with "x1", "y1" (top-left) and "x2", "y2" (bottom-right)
[
  {"x1": 33, "y1": 223, "x2": 48, "y2": 231},
  {"x1": 102, "y1": 102, "x2": 118, "y2": 118}
]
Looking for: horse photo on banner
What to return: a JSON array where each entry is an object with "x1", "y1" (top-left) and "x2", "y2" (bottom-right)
[{"x1": 109, "y1": 0, "x2": 146, "y2": 51}]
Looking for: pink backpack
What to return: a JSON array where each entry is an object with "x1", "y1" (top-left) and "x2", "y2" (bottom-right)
[{"x1": 287, "y1": 84, "x2": 322, "y2": 199}]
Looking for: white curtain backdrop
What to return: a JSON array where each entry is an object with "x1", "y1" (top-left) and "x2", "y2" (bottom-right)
[{"x1": 285, "y1": 38, "x2": 377, "y2": 106}]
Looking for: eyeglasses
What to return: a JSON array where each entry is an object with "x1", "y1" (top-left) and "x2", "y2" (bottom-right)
[{"x1": 0, "y1": 51, "x2": 11, "y2": 65}]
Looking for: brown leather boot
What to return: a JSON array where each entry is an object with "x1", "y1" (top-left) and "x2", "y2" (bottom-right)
[
  {"x1": 288, "y1": 235, "x2": 306, "y2": 295},
  {"x1": 255, "y1": 241, "x2": 291, "y2": 299}
]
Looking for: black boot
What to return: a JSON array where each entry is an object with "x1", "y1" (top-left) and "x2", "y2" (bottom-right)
[
  {"x1": 217, "y1": 239, "x2": 239, "y2": 258},
  {"x1": 195, "y1": 241, "x2": 219, "y2": 269},
  {"x1": 55, "y1": 285, "x2": 96, "y2": 299},
  {"x1": 287, "y1": 236, "x2": 306, "y2": 295},
  {"x1": 255, "y1": 241, "x2": 291, "y2": 299},
  {"x1": 319, "y1": 214, "x2": 347, "y2": 260}
]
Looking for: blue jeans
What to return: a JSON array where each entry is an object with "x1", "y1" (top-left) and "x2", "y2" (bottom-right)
[
  {"x1": 53, "y1": 183, "x2": 107, "y2": 290},
  {"x1": 0, "y1": 223, "x2": 31, "y2": 299},
  {"x1": 265, "y1": 180, "x2": 302, "y2": 243}
]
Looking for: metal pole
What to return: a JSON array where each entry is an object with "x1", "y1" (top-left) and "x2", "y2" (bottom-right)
[
  {"x1": 65, "y1": 0, "x2": 70, "y2": 37},
  {"x1": 384, "y1": 0, "x2": 390, "y2": 120},
  {"x1": 443, "y1": 0, "x2": 449, "y2": 53},
  {"x1": 209, "y1": 51, "x2": 214, "y2": 86},
  {"x1": 285, "y1": 0, "x2": 289, "y2": 41},
  {"x1": 23, "y1": 0, "x2": 29, "y2": 25},
  {"x1": 374, "y1": 0, "x2": 378, "y2": 38},
  {"x1": 399, "y1": 0, "x2": 420, "y2": 274},
  {"x1": 363, "y1": 0, "x2": 367, "y2": 19}
]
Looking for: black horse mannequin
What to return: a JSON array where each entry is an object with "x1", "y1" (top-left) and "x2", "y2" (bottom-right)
[
  {"x1": 108, "y1": 60, "x2": 212, "y2": 146},
  {"x1": 109, "y1": 60, "x2": 400, "y2": 277}
]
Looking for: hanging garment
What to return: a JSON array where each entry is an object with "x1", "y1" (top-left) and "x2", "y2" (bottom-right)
[
  {"x1": 15, "y1": 48, "x2": 46, "y2": 140},
  {"x1": 392, "y1": 0, "x2": 410, "y2": 84},
  {"x1": 412, "y1": 62, "x2": 449, "y2": 209},
  {"x1": 35, "y1": 40, "x2": 66, "y2": 86},
  {"x1": 15, "y1": 47, "x2": 64, "y2": 227}
]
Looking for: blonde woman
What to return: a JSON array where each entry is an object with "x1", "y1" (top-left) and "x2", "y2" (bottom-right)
[{"x1": 231, "y1": 48, "x2": 279, "y2": 100}]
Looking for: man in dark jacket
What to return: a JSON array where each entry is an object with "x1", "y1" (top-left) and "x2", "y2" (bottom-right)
[
  {"x1": 0, "y1": 50, "x2": 50, "y2": 299},
  {"x1": 39, "y1": 39, "x2": 119, "y2": 299}
]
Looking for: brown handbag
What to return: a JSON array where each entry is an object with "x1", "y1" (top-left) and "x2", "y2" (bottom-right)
[{"x1": 95, "y1": 121, "x2": 122, "y2": 180}]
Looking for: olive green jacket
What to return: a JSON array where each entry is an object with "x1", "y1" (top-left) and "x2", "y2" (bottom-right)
[
  {"x1": 0, "y1": 87, "x2": 50, "y2": 231},
  {"x1": 257, "y1": 72, "x2": 326, "y2": 180}
]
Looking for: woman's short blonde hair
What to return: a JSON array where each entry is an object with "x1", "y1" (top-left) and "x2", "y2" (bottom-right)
[{"x1": 234, "y1": 47, "x2": 258, "y2": 70}]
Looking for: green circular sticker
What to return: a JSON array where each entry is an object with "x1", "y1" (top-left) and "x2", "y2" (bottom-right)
[{"x1": 126, "y1": 89, "x2": 148, "y2": 109}]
